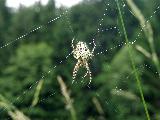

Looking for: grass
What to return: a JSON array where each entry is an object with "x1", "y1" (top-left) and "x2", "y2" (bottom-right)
[
  {"x1": 57, "y1": 76, "x2": 77, "y2": 120},
  {"x1": 115, "y1": 0, "x2": 151, "y2": 120},
  {"x1": 126, "y1": 0, "x2": 160, "y2": 77},
  {"x1": 0, "y1": 94, "x2": 30, "y2": 120},
  {"x1": 31, "y1": 79, "x2": 44, "y2": 107}
]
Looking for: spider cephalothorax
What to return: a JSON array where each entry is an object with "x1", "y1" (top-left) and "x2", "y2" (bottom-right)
[{"x1": 71, "y1": 38, "x2": 96, "y2": 85}]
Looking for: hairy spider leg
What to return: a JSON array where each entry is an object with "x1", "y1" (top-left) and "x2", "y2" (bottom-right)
[
  {"x1": 72, "y1": 60, "x2": 82, "y2": 84},
  {"x1": 91, "y1": 39, "x2": 96, "y2": 57},
  {"x1": 71, "y1": 37, "x2": 75, "y2": 49},
  {"x1": 83, "y1": 70, "x2": 89, "y2": 79},
  {"x1": 85, "y1": 62, "x2": 92, "y2": 85}
]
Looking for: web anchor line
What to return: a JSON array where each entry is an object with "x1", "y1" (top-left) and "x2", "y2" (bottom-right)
[{"x1": 0, "y1": 10, "x2": 68, "y2": 49}]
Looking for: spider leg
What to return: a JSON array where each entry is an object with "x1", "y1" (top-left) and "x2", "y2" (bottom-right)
[
  {"x1": 82, "y1": 70, "x2": 88, "y2": 79},
  {"x1": 72, "y1": 60, "x2": 81, "y2": 84},
  {"x1": 85, "y1": 62, "x2": 92, "y2": 85},
  {"x1": 91, "y1": 39, "x2": 96, "y2": 57},
  {"x1": 71, "y1": 37, "x2": 75, "y2": 49}
]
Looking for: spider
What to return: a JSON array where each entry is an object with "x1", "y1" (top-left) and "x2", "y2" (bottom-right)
[{"x1": 71, "y1": 38, "x2": 96, "y2": 85}]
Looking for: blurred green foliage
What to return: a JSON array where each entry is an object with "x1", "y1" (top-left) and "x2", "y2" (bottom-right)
[{"x1": 0, "y1": 0, "x2": 160, "y2": 119}]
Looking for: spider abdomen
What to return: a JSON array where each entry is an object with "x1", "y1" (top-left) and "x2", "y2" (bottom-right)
[{"x1": 73, "y1": 41, "x2": 91, "y2": 60}]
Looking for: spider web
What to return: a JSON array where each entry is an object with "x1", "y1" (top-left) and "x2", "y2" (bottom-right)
[
  {"x1": 0, "y1": 0, "x2": 160, "y2": 119},
  {"x1": 1, "y1": 0, "x2": 160, "y2": 117}
]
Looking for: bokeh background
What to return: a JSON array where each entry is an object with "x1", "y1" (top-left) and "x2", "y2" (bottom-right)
[{"x1": 0, "y1": 0, "x2": 160, "y2": 119}]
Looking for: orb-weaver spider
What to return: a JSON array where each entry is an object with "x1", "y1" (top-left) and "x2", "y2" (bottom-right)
[{"x1": 71, "y1": 38, "x2": 96, "y2": 85}]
